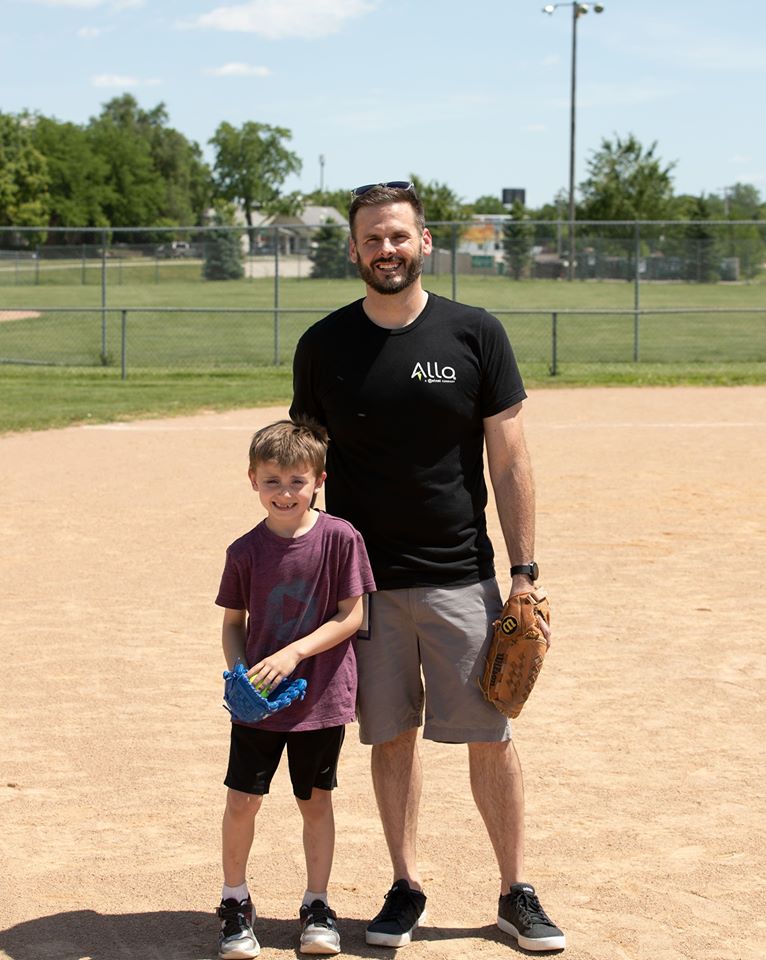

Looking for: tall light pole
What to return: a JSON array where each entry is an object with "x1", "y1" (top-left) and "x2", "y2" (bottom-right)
[{"x1": 543, "y1": 2, "x2": 604, "y2": 280}]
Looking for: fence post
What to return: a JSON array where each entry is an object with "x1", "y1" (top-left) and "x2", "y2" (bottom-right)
[
  {"x1": 121, "y1": 309, "x2": 127, "y2": 380},
  {"x1": 451, "y1": 224, "x2": 458, "y2": 302},
  {"x1": 101, "y1": 229, "x2": 108, "y2": 363},
  {"x1": 633, "y1": 221, "x2": 641, "y2": 362},
  {"x1": 273, "y1": 227, "x2": 281, "y2": 366},
  {"x1": 550, "y1": 312, "x2": 558, "y2": 376}
]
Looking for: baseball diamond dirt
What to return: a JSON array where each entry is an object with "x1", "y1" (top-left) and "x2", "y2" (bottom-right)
[
  {"x1": 0, "y1": 312, "x2": 41, "y2": 322},
  {"x1": 0, "y1": 386, "x2": 764, "y2": 960}
]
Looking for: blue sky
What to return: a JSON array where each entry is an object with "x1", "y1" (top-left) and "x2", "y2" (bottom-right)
[{"x1": 3, "y1": 0, "x2": 765, "y2": 209}]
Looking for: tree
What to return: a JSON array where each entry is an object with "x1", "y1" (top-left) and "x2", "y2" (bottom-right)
[
  {"x1": 717, "y1": 184, "x2": 765, "y2": 278},
  {"x1": 148, "y1": 125, "x2": 211, "y2": 227},
  {"x1": 410, "y1": 174, "x2": 468, "y2": 249},
  {"x1": 308, "y1": 219, "x2": 349, "y2": 278},
  {"x1": 721, "y1": 182, "x2": 762, "y2": 219},
  {"x1": 681, "y1": 196, "x2": 720, "y2": 282},
  {"x1": 470, "y1": 194, "x2": 508, "y2": 215},
  {"x1": 0, "y1": 112, "x2": 50, "y2": 239},
  {"x1": 209, "y1": 121, "x2": 302, "y2": 251},
  {"x1": 503, "y1": 201, "x2": 535, "y2": 279},
  {"x1": 303, "y1": 188, "x2": 351, "y2": 218},
  {"x1": 579, "y1": 134, "x2": 676, "y2": 225},
  {"x1": 28, "y1": 114, "x2": 110, "y2": 235},
  {"x1": 202, "y1": 226, "x2": 244, "y2": 280},
  {"x1": 530, "y1": 189, "x2": 568, "y2": 250},
  {"x1": 86, "y1": 96, "x2": 167, "y2": 233},
  {"x1": 85, "y1": 95, "x2": 212, "y2": 238}
]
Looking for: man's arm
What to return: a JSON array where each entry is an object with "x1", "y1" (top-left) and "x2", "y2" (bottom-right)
[{"x1": 483, "y1": 402, "x2": 539, "y2": 596}]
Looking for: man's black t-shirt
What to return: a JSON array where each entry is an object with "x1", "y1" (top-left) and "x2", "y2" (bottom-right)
[{"x1": 290, "y1": 293, "x2": 526, "y2": 589}]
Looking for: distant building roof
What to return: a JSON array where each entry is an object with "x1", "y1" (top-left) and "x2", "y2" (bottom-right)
[
  {"x1": 292, "y1": 205, "x2": 347, "y2": 227},
  {"x1": 230, "y1": 205, "x2": 347, "y2": 229}
]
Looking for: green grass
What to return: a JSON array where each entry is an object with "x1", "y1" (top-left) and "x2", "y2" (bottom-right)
[
  {"x1": 2, "y1": 269, "x2": 766, "y2": 310},
  {"x1": 1, "y1": 273, "x2": 764, "y2": 434},
  {"x1": 0, "y1": 366, "x2": 294, "y2": 433},
  {"x1": 3, "y1": 359, "x2": 763, "y2": 435}
]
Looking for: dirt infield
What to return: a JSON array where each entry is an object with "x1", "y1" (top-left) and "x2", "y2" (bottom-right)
[
  {"x1": 1, "y1": 387, "x2": 764, "y2": 960},
  {"x1": 0, "y1": 311, "x2": 41, "y2": 323}
]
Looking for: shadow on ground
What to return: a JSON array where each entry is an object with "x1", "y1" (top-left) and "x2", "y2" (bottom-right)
[{"x1": 0, "y1": 911, "x2": 556, "y2": 958}]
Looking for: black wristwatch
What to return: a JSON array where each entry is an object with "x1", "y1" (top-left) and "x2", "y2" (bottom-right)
[{"x1": 511, "y1": 562, "x2": 539, "y2": 581}]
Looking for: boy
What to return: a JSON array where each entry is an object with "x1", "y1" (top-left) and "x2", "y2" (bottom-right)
[{"x1": 215, "y1": 418, "x2": 375, "y2": 958}]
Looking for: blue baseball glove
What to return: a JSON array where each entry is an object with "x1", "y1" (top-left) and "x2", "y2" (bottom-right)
[{"x1": 223, "y1": 661, "x2": 308, "y2": 724}]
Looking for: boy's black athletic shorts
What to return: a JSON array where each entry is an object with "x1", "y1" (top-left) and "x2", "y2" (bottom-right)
[{"x1": 224, "y1": 724, "x2": 345, "y2": 801}]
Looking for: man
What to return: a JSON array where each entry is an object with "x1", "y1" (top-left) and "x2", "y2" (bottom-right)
[{"x1": 290, "y1": 181, "x2": 565, "y2": 953}]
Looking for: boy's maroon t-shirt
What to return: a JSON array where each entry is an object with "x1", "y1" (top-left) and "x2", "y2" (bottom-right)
[{"x1": 215, "y1": 511, "x2": 375, "y2": 732}]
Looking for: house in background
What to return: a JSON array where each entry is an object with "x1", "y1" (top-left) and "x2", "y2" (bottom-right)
[{"x1": 237, "y1": 205, "x2": 347, "y2": 256}]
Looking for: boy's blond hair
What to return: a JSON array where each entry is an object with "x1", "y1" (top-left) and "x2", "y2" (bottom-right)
[{"x1": 248, "y1": 418, "x2": 328, "y2": 478}]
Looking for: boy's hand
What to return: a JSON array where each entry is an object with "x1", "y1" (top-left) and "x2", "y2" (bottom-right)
[{"x1": 248, "y1": 647, "x2": 302, "y2": 694}]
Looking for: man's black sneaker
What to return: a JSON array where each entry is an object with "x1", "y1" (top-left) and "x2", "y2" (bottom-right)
[
  {"x1": 299, "y1": 900, "x2": 341, "y2": 955},
  {"x1": 365, "y1": 879, "x2": 427, "y2": 947},
  {"x1": 217, "y1": 896, "x2": 260, "y2": 958},
  {"x1": 497, "y1": 883, "x2": 565, "y2": 952}
]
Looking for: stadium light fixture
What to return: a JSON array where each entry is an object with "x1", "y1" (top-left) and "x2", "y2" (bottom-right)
[{"x1": 542, "y1": 1, "x2": 605, "y2": 279}]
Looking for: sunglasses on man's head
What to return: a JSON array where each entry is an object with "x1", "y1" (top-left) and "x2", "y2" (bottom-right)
[{"x1": 351, "y1": 181, "x2": 415, "y2": 197}]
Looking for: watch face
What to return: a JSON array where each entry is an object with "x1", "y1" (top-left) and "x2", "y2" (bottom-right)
[{"x1": 531, "y1": 561, "x2": 539, "y2": 580}]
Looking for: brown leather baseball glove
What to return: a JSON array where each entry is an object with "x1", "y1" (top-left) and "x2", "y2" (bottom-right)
[{"x1": 480, "y1": 590, "x2": 551, "y2": 718}]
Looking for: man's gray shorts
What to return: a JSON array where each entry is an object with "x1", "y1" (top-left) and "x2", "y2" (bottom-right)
[{"x1": 356, "y1": 579, "x2": 512, "y2": 745}]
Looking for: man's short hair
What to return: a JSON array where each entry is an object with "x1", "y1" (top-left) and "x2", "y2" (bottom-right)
[
  {"x1": 249, "y1": 418, "x2": 328, "y2": 477},
  {"x1": 348, "y1": 183, "x2": 425, "y2": 238}
]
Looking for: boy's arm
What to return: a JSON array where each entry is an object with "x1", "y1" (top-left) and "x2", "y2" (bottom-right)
[
  {"x1": 247, "y1": 595, "x2": 365, "y2": 692},
  {"x1": 221, "y1": 607, "x2": 248, "y2": 671}
]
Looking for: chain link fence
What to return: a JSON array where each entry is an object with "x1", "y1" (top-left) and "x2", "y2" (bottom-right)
[
  {"x1": 2, "y1": 306, "x2": 763, "y2": 379},
  {"x1": 1, "y1": 221, "x2": 764, "y2": 376},
  {"x1": 2, "y1": 219, "x2": 764, "y2": 285}
]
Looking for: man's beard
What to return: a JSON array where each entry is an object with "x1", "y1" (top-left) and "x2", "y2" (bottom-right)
[{"x1": 356, "y1": 247, "x2": 424, "y2": 295}]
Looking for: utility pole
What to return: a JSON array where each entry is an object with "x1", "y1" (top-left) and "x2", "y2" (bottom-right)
[{"x1": 543, "y1": 3, "x2": 605, "y2": 280}]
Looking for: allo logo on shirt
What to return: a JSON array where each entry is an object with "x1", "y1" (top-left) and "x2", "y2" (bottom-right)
[{"x1": 411, "y1": 361, "x2": 457, "y2": 384}]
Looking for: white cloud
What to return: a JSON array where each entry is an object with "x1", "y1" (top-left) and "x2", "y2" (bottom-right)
[
  {"x1": 203, "y1": 63, "x2": 272, "y2": 77},
  {"x1": 89, "y1": 72, "x2": 161, "y2": 88},
  {"x1": 91, "y1": 73, "x2": 139, "y2": 87},
  {"x1": 183, "y1": 0, "x2": 378, "y2": 39},
  {"x1": 77, "y1": 25, "x2": 107, "y2": 37}
]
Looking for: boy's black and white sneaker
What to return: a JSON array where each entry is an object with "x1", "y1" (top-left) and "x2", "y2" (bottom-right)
[
  {"x1": 365, "y1": 879, "x2": 427, "y2": 947},
  {"x1": 217, "y1": 896, "x2": 260, "y2": 959},
  {"x1": 299, "y1": 899, "x2": 341, "y2": 954},
  {"x1": 497, "y1": 883, "x2": 565, "y2": 952}
]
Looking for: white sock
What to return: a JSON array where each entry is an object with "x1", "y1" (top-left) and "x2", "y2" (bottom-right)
[
  {"x1": 302, "y1": 889, "x2": 328, "y2": 907},
  {"x1": 222, "y1": 882, "x2": 250, "y2": 904}
]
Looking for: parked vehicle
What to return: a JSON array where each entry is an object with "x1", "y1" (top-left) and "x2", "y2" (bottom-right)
[{"x1": 156, "y1": 241, "x2": 193, "y2": 258}]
